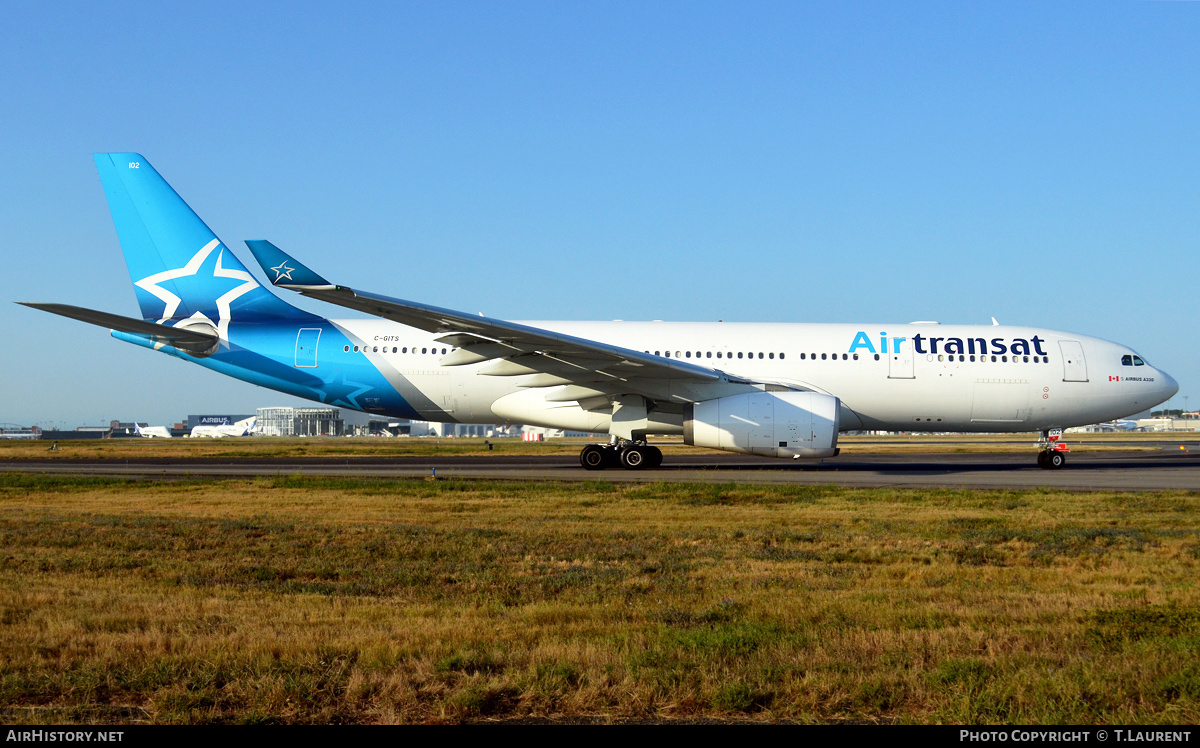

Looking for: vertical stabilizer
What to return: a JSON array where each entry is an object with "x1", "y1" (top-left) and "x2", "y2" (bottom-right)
[{"x1": 93, "y1": 153, "x2": 311, "y2": 330}]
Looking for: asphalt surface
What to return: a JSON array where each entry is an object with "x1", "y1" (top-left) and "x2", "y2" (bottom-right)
[{"x1": 4, "y1": 449, "x2": 1199, "y2": 491}]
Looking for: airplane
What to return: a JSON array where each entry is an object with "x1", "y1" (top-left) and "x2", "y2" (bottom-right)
[
  {"x1": 133, "y1": 423, "x2": 173, "y2": 438},
  {"x1": 19, "y1": 154, "x2": 1179, "y2": 471},
  {"x1": 189, "y1": 416, "x2": 257, "y2": 438}
]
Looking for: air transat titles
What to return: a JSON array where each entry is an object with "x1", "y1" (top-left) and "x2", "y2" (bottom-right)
[{"x1": 848, "y1": 331, "x2": 1049, "y2": 357}]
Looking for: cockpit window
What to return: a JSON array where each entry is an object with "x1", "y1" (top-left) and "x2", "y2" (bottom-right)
[
  {"x1": 1133, "y1": 355, "x2": 1146, "y2": 366},
  {"x1": 1121, "y1": 355, "x2": 1133, "y2": 366}
]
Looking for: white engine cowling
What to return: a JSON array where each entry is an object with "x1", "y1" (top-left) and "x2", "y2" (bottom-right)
[{"x1": 684, "y1": 391, "x2": 840, "y2": 458}]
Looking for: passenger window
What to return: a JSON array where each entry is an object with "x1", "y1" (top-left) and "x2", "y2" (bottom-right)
[
  {"x1": 842, "y1": 353, "x2": 847, "y2": 360},
  {"x1": 1023, "y1": 356, "x2": 1028, "y2": 363},
  {"x1": 779, "y1": 353, "x2": 785, "y2": 360},
  {"x1": 991, "y1": 356, "x2": 996, "y2": 362},
  {"x1": 801, "y1": 353, "x2": 806, "y2": 359},
  {"x1": 969, "y1": 355, "x2": 975, "y2": 362},
  {"x1": 769, "y1": 352, "x2": 774, "y2": 359},
  {"x1": 706, "y1": 351, "x2": 712, "y2": 358},
  {"x1": 1002, "y1": 355, "x2": 1007, "y2": 362},
  {"x1": 353, "y1": 346, "x2": 359, "y2": 352},
  {"x1": 821, "y1": 353, "x2": 827, "y2": 360},
  {"x1": 422, "y1": 348, "x2": 427, "y2": 354},
  {"x1": 737, "y1": 352, "x2": 743, "y2": 359},
  {"x1": 874, "y1": 354, "x2": 879, "y2": 361},
  {"x1": 343, "y1": 345, "x2": 349, "y2": 352},
  {"x1": 686, "y1": 351, "x2": 691, "y2": 358}
]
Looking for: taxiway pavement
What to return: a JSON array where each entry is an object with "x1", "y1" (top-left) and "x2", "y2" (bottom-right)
[{"x1": 3, "y1": 450, "x2": 1198, "y2": 491}]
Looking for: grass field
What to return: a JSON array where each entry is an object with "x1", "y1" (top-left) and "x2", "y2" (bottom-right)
[
  {"x1": 2, "y1": 473, "x2": 1200, "y2": 724},
  {"x1": 3, "y1": 431, "x2": 1196, "y2": 461}
]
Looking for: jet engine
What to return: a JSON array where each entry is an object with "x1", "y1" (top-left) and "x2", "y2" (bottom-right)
[{"x1": 684, "y1": 391, "x2": 840, "y2": 458}]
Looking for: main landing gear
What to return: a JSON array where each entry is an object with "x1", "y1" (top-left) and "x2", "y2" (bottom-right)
[
  {"x1": 579, "y1": 441, "x2": 663, "y2": 471},
  {"x1": 1036, "y1": 429, "x2": 1069, "y2": 470}
]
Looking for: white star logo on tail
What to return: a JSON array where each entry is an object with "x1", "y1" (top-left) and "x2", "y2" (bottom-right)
[
  {"x1": 271, "y1": 261, "x2": 295, "y2": 282},
  {"x1": 134, "y1": 239, "x2": 260, "y2": 344}
]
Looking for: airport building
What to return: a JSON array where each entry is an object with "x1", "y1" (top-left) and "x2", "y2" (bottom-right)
[
  {"x1": 0, "y1": 424, "x2": 40, "y2": 440},
  {"x1": 257, "y1": 407, "x2": 344, "y2": 437},
  {"x1": 1134, "y1": 417, "x2": 1200, "y2": 432}
]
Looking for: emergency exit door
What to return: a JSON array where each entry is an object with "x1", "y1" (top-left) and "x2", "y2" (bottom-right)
[
  {"x1": 888, "y1": 346, "x2": 915, "y2": 379},
  {"x1": 295, "y1": 328, "x2": 321, "y2": 368},
  {"x1": 1059, "y1": 340, "x2": 1087, "y2": 382}
]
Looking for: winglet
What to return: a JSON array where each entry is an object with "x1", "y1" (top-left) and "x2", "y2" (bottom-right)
[{"x1": 245, "y1": 240, "x2": 333, "y2": 288}]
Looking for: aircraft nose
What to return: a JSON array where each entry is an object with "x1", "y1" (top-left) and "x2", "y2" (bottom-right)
[{"x1": 1159, "y1": 369, "x2": 1180, "y2": 402}]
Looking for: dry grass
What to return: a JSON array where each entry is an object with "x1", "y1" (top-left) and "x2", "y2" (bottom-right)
[
  {"x1": 1, "y1": 474, "x2": 1199, "y2": 724},
  {"x1": 3, "y1": 431, "x2": 1196, "y2": 461}
]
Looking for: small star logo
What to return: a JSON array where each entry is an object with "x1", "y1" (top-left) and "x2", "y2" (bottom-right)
[{"x1": 271, "y1": 261, "x2": 295, "y2": 283}]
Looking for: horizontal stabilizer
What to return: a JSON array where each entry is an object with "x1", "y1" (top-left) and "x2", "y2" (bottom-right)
[{"x1": 19, "y1": 302, "x2": 219, "y2": 356}]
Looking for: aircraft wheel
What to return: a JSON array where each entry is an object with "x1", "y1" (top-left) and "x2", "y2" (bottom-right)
[
  {"x1": 646, "y1": 446, "x2": 663, "y2": 468},
  {"x1": 1037, "y1": 451, "x2": 1049, "y2": 469},
  {"x1": 580, "y1": 444, "x2": 609, "y2": 471},
  {"x1": 620, "y1": 445, "x2": 648, "y2": 470},
  {"x1": 1048, "y1": 451, "x2": 1066, "y2": 470}
]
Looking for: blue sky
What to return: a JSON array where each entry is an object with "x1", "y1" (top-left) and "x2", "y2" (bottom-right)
[{"x1": 2, "y1": 1, "x2": 1197, "y2": 427}]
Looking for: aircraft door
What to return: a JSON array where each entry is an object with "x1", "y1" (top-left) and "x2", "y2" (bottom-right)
[
  {"x1": 888, "y1": 346, "x2": 915, "y2": 379},
  {"x1": 295, "y1": 328, "x2": 321, "y2": 368},
  {"x1": 1059, "y1": 340, "x2": 1087, "y2": 382}
]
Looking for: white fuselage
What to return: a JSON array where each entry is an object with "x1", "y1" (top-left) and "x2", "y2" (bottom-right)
[{"x1": 327, "y1": 320, "x2": 1176, "y2": 434}]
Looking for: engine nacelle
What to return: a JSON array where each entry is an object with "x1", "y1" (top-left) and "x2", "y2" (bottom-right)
[{"x1": 684, "y1": 391, "x2": 840, "y2": 458}]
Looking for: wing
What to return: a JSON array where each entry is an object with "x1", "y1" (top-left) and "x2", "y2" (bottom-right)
[{"x1": 244, "y1": 241, "x2": 760, "y2": 409}]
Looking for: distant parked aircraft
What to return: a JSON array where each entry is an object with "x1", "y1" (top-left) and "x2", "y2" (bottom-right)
[
  {"x1": 134, "y1": 424, "x2": 173, "y2": 438},
  {"x1": 189, "y1": 416, "x2": 256, "y2": 438}
]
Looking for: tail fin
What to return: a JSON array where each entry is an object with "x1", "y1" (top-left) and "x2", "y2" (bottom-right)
[{"x1": 93, "y1": 153, "x2": 311, "y2": 327}]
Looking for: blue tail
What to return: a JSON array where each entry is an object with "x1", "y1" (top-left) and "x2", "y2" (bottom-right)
[{"x1": 93, "y1": 153, "x2": 310, "y2": 325}]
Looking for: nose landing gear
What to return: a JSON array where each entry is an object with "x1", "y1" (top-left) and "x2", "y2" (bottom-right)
[
  {"x1": 579, "y1": 440, "x2": 663, "y2": 471},
  {"x1": 1037, "y1": 429, "x2": 1069, "y2": 470}
]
